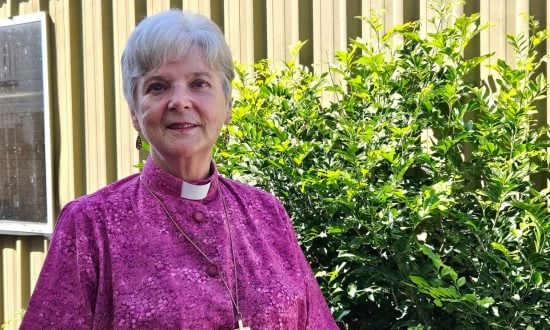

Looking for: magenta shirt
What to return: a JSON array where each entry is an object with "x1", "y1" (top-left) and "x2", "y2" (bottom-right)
[{"x1": 22, "y1": 159, "x2": 338, "y2": 329}]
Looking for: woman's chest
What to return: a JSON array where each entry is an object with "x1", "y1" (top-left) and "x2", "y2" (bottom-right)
[{"x1": 102, "y1": 210, "x2": 307, "y2": 329}]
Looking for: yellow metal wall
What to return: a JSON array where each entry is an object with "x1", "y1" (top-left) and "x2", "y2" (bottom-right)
[{"x1": 0, "y1": 0, "x2": 548, "y2": 328}]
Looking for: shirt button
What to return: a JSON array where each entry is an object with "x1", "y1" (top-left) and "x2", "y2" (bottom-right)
[
  {"x1": 193, "y1": 211, "x2": 206, "y2": 223},
  {"x1": 206, "y1": 264, "x2": 218, "y2": 277}
]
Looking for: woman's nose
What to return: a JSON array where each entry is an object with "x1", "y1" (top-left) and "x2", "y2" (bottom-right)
[{"x1": 168, "y1": 86, "x2": 191, "y2": 111}]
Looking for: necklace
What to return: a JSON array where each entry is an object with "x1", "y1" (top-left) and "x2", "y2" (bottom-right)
[{"x1": 140, "y1": 178, "x2": 250, "y2": 330}]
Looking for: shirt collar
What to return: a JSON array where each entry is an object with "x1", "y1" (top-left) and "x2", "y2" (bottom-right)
[
  {"x1": 181, "y1": 181, "x2": 211, "y2": 200},
  {"x1": 140, "y1": 157, "x2": 220, "y2": 202}
]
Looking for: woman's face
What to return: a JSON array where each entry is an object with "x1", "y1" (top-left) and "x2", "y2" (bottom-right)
[{"x1": 131, "y1": 45, "x2": 231, "y2": 173}]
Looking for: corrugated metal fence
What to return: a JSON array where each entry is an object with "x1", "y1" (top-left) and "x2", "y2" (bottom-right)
[{"x1": 0, "y1": 0, "x2": 548, "y2": 328}]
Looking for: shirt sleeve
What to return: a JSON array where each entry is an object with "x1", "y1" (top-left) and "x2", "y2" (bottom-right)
[
  {"x1": 21, "y1": 201, "x2": 98, "y2": 329},
  {"x1": 274, "y1": 202, "x2": 340, "y2": 330}
]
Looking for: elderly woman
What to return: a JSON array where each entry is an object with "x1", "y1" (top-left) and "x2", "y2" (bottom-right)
[{"x1": 22, "y1": 9, "x2": 337, "y2": 330}]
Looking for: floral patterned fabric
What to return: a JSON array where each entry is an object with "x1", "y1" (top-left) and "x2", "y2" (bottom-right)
[{"x1": 21, "y1": 159, "x2": 338, "y2": 329}]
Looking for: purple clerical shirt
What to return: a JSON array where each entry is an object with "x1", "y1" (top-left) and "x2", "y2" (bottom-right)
[{"x1": 21, "y1": 159, "x2": 338, "y2": 329}]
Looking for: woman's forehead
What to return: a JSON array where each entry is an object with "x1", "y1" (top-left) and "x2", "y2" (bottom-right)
[{"x1": 145, "y1": 46, "x2": 215, "y2": 74}]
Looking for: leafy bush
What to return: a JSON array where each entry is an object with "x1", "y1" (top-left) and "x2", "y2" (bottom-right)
[{"x1": 216, "y1": 4, "x2": 549, "y2": 329}]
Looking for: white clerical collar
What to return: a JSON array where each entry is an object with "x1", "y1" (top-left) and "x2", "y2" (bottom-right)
[{"x1": 181, "y1": 181, "x2": 211, "y2": 200}]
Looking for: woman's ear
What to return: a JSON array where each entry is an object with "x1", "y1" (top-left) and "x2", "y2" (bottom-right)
[
  {"x1": 225, "y1": 99, "x2": 233, "y2": 124},
  {"x1": 130, "y1": 110, "x2": 141, "y2": 131}
]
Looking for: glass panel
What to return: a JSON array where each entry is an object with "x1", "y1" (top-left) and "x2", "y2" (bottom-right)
[{"x1": 0, "y1": 21, "x2": 47, "y2": 223}]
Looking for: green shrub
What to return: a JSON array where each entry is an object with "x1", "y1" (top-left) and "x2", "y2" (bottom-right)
[{"x1": 216, "y1": 4, "x2": 549, "y2": 329}]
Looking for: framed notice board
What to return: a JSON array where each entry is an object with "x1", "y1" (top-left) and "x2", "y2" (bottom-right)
[{"x1": 0, "y1": 12, "x2": 54, "y2": 235}]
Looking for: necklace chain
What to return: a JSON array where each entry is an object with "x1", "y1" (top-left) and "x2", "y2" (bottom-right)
[{"x1": 140, "y1": 178, "x2": 244, "y2": 325}]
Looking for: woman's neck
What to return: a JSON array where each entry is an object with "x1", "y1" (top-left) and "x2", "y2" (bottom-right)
[{"x1": 150, "y1": 152, "x2": 211, "y2": 182}]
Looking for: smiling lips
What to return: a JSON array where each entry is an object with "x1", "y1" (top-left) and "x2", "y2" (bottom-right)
[{"x1": 167, "y1": 122, "x2": 197, "y2": 130}]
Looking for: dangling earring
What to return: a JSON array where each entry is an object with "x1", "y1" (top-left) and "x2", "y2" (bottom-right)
[
  {"x1": 223, "y1": 127, "x2": 230, "y2": 144},
  {"x1": 136, "y1": 135, "x2": 142, "y2": 150}
]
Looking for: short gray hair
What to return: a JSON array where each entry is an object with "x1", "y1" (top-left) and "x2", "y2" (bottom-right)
[{"x1": 121, "y1": 9, "x2": 235, "y2": 110}]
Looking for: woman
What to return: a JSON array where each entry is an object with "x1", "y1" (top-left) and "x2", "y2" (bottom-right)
[{"x1": 22, "y1": 9, "x2": 337, "y2": 329}]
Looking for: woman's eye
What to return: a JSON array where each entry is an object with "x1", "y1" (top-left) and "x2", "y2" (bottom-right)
[
  {"x1": 192, "y1": 79, "x2": 210, "y2": 88},
  {"x1": 146, "y1": 82, "x2": 167, "y2": 93}
]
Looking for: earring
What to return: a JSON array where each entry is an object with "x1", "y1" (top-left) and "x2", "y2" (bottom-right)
[
  {"x1": 223, "y1": 128, "x2": 230, "y2": 144},
  {"x1": 136, "y1": 135, "x2": 142, "y2": 150}
]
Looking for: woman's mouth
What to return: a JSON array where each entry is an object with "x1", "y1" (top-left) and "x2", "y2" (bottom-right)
[{"x1": 167, "y1": 122, "x2": 197, "y2": 130}]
